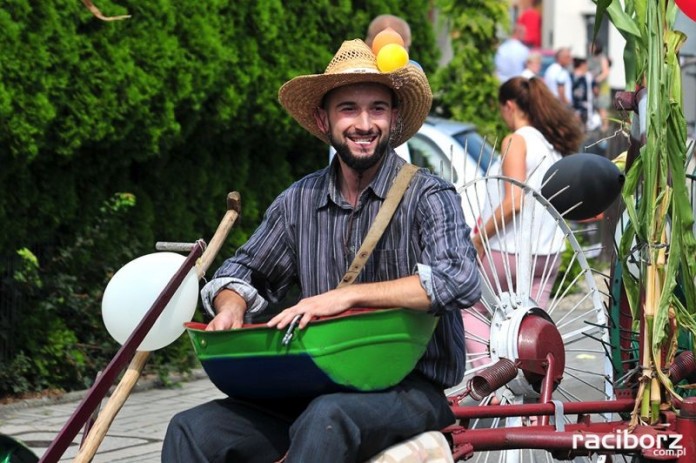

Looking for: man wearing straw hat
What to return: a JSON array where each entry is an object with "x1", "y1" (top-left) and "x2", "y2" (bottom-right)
[{"x1": 162, "y1": 39, "x2": 480, "y2": 463}]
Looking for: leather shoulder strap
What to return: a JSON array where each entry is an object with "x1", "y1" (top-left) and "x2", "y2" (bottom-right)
[{"x1": 337, "y1": 163, "x2": 420, "y2": 288}]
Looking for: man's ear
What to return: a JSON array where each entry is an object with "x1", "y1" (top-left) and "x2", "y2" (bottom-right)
[{"x1": 314, "y1": 107, "x2": 329, "y2": 135}]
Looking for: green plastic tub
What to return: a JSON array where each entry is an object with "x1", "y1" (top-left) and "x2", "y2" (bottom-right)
[{"x1": 185, "y1": 308, "x2": 438, "y2": 398}]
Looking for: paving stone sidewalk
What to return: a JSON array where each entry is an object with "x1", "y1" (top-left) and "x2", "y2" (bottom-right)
[{"x1": 0, "y1": 373, "x2": 224, "y2": 462}]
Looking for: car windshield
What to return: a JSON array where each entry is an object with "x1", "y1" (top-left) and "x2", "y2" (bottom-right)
[
  {"x1": 452, "y1": 130, "x2": 496, "y2": 173},
  {"x1": 407, "y1": 135, "x2": 459, "y2": 183}
]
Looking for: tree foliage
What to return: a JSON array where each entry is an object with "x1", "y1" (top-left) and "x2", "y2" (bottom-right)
[{"x1": 431, "y1": 0, "x2": 508, "y2": 141}]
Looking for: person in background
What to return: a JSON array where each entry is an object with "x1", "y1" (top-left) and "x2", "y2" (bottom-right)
[
  {"x1": 543, "y1": 47, "x2": 573, "y2": 107},
  {"x1": 494, "y1": 23, "x2": 530, "y2": 83},
  {"x1": 571, "y1": 56, "x2": 593, "y2": 128},
  {"x1": 520, "y1": 51, "x2": 542, "y2": 79},
  {"x1": 589, "y1": 40, "x2": 612, "y2": 132},
  {"x1": 162, "y1": 39, "x2": 480, "y2": 463},
  {"x1": 516, "y1": 0, "x2": 542, "y2": 48},
  {"x1": 365, "y1": 14, "x2": 412, "y2": 51},
  {"x1": 463, "y1": 76, "x2": 583, "y2": 370}
]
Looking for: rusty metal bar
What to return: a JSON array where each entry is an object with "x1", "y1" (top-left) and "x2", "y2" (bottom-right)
[
  {"x1": 451, "y1": 398, "x2": 635, "y2": 420},
  {"x1": 451, "y1": 421, "x2": 627, "y2": 452}
]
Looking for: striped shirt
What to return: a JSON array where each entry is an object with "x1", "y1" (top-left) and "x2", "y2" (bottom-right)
[{"x1": 201, "y1": 151, "x2": 480, "y2": 388}]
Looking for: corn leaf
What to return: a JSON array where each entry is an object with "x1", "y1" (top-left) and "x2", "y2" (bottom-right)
[{"x1": 599, "y1": 0, "x2": 696, "y2": 420}]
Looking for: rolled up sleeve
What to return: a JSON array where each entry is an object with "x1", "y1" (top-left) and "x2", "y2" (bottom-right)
[
  {"x1": 200, "y1": 193, "x2": 296, "y2": 318},
  {"x1": 417, "y1": 184, "x2": 481, "y2": 314},
  {"x1": 200, "y1": 277, "x2": 268, "y2": 319}
]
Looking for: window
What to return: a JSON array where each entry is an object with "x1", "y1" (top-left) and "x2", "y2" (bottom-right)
[
  {"x1": 453, "y1": 130, "x2": 496, "y2": 173},
  {"x1": 406, "y1": 134, "x2": 458, "y2": 184}
]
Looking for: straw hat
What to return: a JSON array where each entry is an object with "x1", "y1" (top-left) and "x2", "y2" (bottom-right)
[{"x1": 278, "y1": 39, "x2": 432, "y2": 147}]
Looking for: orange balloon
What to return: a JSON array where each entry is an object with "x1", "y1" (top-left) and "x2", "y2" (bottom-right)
[{"x1": 371, "y1": 27, "x2": 405, "y2": 55}]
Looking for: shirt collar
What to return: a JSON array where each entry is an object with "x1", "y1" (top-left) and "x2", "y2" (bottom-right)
[{"x1": 317, "y1": 149, "x2": 404, "y2": 210}]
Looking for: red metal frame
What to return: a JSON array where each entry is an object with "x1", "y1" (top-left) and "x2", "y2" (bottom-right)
[
  {"x1": 440, "y1": 84, "x2": 696, "y2": 461},
  {"x1": 445, "y1": 388, "x2": 693, "y2": 462}
]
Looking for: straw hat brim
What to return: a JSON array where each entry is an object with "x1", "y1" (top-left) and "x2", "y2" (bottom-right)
[{"x1": 278, "y1": 63, "x2": 432, "y2": 148}]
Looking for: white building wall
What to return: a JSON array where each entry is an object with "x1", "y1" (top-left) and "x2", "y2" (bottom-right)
[
  {"x1": 607, "y1": 27, "x2": 627, "y2": 90},
  {"x1": 544, "y1": 0, "x2": 593, "y2": 57}
]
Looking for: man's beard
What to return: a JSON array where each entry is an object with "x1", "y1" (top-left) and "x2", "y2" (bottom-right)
[{"x1": 331, "y1": 133, "x2": 391, "y2": 172}]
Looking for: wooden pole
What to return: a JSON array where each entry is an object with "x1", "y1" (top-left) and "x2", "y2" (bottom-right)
[
  {"x1": 72, "y1": 351, "x2": 150, "y2": 463},
  {"x1": 40, "y1": 243, "x2": 204, "y2": 463}
]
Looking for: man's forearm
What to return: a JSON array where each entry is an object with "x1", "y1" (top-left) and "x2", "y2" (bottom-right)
[
  {"x1": 213, "y1": 288, "x2": 248, "y2": 313},
  {"x1": 200, "y1": 277, "x2": 267, "y2": 318},
  {"x1": 341, "y1": 275, "x2": 431, "y2": 311}
]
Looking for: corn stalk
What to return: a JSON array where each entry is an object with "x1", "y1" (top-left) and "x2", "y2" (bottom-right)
[{"x1": 594, "y1": 0, "x2": 696, "y2": 425}]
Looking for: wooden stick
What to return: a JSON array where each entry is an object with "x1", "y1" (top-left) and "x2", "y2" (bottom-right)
[
  {"x1": 197, "y1": 192, "x2": 241, "y2": 278},
  {"x1": 81, "y1": 0, "x2": 131, "y2": 21},
  {"x1": 73, "y1": 351, "x2": 150, "y2": 463},
  {"x1": 70, "y1": 192, "x2": 241, "y2": 463}
]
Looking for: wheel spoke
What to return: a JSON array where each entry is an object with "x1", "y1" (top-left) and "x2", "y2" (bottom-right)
[{"x1": 448, "y1": 176, "x2": 613, "y2": 463}]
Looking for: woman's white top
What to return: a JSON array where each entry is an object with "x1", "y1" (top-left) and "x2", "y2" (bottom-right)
[{"x1": 480, "y1": 126, "x2": 565, "y2": 255}]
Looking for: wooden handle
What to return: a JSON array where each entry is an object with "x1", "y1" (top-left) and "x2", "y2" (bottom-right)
[
  {"x1": 72, "y1": 351, "x2": 150, "y2": 463},
  {"x1": 197, "y1": 191, "x2": 241, "y2": 277},
  {"x1": 155, "y1": 242, "x2": 197, "y2": 252}
]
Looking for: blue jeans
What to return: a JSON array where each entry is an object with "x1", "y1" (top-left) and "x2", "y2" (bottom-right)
[{"x1": 161, "y1": 372, "x2": 454, "y2": 463}]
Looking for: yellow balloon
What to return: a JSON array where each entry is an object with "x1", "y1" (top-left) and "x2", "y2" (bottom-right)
[{"x1": 376, "y1": 44, "x2": 409, "y2": 73}]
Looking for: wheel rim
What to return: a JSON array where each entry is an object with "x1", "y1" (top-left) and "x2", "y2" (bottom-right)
[{"x1": 447, "y1": 176, "x2": 621, "y2": 463}]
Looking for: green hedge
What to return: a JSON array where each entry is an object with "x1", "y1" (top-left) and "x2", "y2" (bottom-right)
[
  {"x1": 431, "y1": 0, "x2": 508, "y2": 139},
  {"x1": 0, "y1": 0, "x2": 506, "y2": 396},
  {"x1": 1, "y1": 0, "x2": 476, "y2": 396}
]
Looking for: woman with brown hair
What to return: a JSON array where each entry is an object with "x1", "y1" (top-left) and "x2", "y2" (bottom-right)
[{"x1": 464, "y1": 76, "x2": 583, "y2": 370}]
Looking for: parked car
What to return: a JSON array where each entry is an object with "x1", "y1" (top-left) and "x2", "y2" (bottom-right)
[{"x1": 405, "y1": 116, "x2": 499, "y2": 226}]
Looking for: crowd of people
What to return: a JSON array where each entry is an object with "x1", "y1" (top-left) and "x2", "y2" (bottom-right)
[
  {"x1": 496, "y1": 38, "x2": 612, "y2": 136},
  {"x1": 494, "y1": 4, "x2": 613, "y2": 140}
]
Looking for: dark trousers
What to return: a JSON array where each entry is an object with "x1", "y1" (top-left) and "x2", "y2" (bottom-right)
[{"x1": 161, "y1": 372, "x2": 454, "y2": 463}]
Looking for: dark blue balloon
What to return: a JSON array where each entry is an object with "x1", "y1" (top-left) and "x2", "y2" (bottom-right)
[{"x1": 541, "y1": 153, "x2": 624, "y2": 221}]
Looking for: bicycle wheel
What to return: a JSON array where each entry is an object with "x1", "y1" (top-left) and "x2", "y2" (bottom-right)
[{"x1": 448, "y1": 176, "x2": 623, "y2": 463}]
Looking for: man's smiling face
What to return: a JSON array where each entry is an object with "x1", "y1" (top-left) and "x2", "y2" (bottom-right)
[{"x1": 316, "y1": 83, "x2": 397, "y2": 172}]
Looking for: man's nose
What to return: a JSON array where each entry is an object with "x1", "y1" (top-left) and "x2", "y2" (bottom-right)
[{"x1": 355, "y1": 110, "x2": 372, "y2": 130}]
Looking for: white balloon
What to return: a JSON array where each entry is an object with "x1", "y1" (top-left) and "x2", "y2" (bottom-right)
[{"x1": 101, "y1": 252, "x2": 199, "y2": 351}]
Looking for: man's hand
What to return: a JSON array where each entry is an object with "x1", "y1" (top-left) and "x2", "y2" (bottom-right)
[
  {"x1": 267, "y1": 288, "x2": 353, "y2": 330},
  {"x1": 206, "y1": 289, "x2": 247, "y2": 331},
  {"x1": 267, "y1": 275, "x2": 430, "y2": 331}
]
